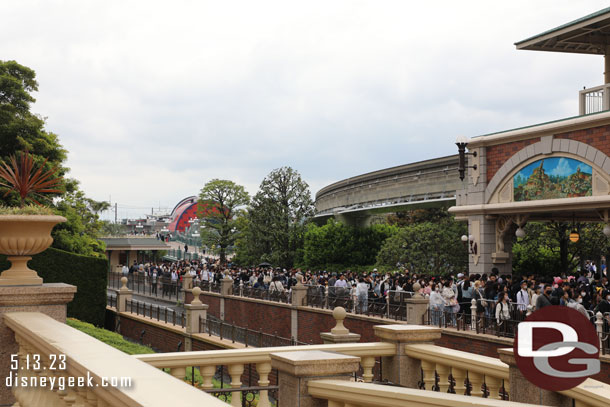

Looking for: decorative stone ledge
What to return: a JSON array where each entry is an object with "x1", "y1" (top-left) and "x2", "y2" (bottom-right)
[{"x1": 0, "y1": 283, "x2": 76, "y2": 306}]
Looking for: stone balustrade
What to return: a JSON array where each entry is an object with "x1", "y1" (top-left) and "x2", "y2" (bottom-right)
[
  {"x1": 406, "y1": 343, "x2": 610, "y2": 407},
  {"x1": 307, "y1": 379, "x2": 543, "y2": 407},
  {"x1": 135, "y1": 342, "x2": 395, "y2": 406},
  {"x1": 4, "y1": 312, "x2": 227, "y2": 407},
  {"x1": 405, "y1": 343, "x2": 509, "y2": 398},
  {"x1": 559, "y1": 378, "x2": 610, "y2": 407}
]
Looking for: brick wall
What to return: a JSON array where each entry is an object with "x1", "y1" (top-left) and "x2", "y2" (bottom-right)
[
  {"x1": 486, "y1": 138, "x2": 538, "y2": 183},
  {"x1": 223, "y1": 297, "x2": 292, "y2": 339},
  {"x1": 555, "y1": 124, "x2": 610, "y2": 158},
  {"x1": 118, "y1": 313, "x2": 185, "y2": 353}
]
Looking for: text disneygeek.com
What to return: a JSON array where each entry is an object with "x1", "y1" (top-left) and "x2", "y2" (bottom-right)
[{"x1": 5, "y1": 371, "x2": 133, "y2": 391}]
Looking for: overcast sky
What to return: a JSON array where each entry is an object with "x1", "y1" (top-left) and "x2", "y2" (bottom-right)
[{"x1": 2, "y1": 1, "x2": 609, "y2": 220}]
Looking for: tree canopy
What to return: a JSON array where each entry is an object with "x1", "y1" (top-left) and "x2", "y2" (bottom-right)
[
  {"x1": 197, "y1": 179, "x2": 250, "y2": 264},
  {"x1": 0, "y1": 60, "x2": 107, "y2": 257},
  {"x1": 235, "y1": 167, "x2": 314, "y2": 268}
]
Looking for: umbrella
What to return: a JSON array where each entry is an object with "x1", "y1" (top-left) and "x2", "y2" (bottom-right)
[{"x1": 258, "y1": 262, "x2": 272, "y2": 267}]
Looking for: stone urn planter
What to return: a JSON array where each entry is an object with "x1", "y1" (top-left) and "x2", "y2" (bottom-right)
[{"x1": 0, "y1": 215, "x2": 66, "y2": 286}]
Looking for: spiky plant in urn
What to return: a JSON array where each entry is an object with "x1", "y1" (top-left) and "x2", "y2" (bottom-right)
[{"x1": 0, "y1": 151, "x2": 65, "y2": 285}]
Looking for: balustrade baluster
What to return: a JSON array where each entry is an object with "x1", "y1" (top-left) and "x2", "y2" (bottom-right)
[
  {"x1": 200, "y1": 365, "x2": 215, "y2": 390},
  {"x1": 452, "y1": 367, "x2": 467, "y2": 395},
  {"x1": 256, "y1": 362, "x2": 272, "y2": 407},
  {"x1": 503, "y1": 379, "x2": 510, "y2": 400},
  {"x1": 420, "y1": 360, "x2": 436, "y2": 391},
  {"x1": 486, "y1": 375, "x2": 502, "y2": 399},
  {"x1": 228, "y1": 364, "x2": 244, "y2": 407},
  {"x1": 170, "y1": 366, "x2": 186, "y2": 381},
  {"x1": 435, "y1": 363, "x2": 451, "y2": 393},
  {"x1": 468, "y1": 371, "x2": 484, "y2": 397},
  {"x1": 360, "y1": 356, "x2": 375, "y2": 383}
]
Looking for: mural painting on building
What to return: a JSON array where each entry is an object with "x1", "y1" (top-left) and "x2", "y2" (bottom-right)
[{"x1": 513, "y1": 157, "x2": 592, "y2": 201}]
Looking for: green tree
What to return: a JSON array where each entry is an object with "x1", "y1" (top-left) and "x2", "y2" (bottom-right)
[
  {"x1": 52, "y1": 186, "x2": 107, "y2": 258},
  {"x1": 512, "y1": 221, "x2": 610, "y2": 277},
  {"x1": 243, "y1": 167, "x2": 314, "y2": 268},
  {"x1": 376, "y1": 220, "x2": 467, "y2": 274},
  {"x1": 0, "y1": 60, "x2": 107, "y2": 257},
  {"x1": 0, "y1": 60, "x2": 68, "y2": 199},
  {"x1": 302, "y1": 219, "x2": 398, "y2": 269},
  {"x1": 197, "y1": 179, "x2": 250, "y2": 264}
]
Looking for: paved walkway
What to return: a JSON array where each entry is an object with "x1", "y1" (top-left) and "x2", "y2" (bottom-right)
[{"x1": 106, "y1": 288, "x2": 183, "y2": 312}]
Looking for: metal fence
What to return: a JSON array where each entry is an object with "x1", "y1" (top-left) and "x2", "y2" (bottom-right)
[
  {"x1": 108, "y1": 272, "x2": 184, "y2": 301},
  {"x1": 305, "y1": 286, "x2": 412, "y2": 321},
  {"x1": 200, "y1": 315, "x2": 307, "y2": 347},
  {"x1": 123, "y1": 298, "x2": 186, "y2": 327}
]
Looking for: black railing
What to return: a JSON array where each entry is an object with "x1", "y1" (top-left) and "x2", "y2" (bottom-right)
[
  {"x1": 125, "y1": 299, "x2": 185, "y2": 327},
  {"x1": 107, "y1": 272, "x2": 183, "y2": 302},
  {"x1": 417, "y1": 367, "x2": 509, "y2": 400},
  {"x1": 305, "y1": 286, "x2": 410, "y2": 321},
  {"x1": 200, "y1": 315, "x2": 308, "y2": 347}
]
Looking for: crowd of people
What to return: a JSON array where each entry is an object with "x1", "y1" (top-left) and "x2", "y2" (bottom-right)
[{"x1": 121, "y1": 258, "x2": 610, "y2": 330}]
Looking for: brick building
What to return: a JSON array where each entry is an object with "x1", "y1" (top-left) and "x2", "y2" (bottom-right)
[{"x1": 450, "y1": 7, "x2": 610, "y2": 275}]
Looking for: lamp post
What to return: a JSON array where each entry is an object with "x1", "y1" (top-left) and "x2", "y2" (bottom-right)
[{"x1": 455, "y1": 135, "x2": 477, "y2": 181}]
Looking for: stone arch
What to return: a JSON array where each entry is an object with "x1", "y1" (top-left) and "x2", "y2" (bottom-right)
[{"x1": 485, "y1": 136, "x2": 610, "y2": 204}]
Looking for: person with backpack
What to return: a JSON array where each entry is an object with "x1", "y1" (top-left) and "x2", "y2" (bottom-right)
[{"x1": 495, "y1": 292, "x2": 511, "y2": 336}]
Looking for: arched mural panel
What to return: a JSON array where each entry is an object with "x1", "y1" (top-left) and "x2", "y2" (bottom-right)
[
  {"x1": 513, "y1": 157, "x2": 592, "y2": 202},
  {"x1": 488, "y1": 152, "x2": 610, "y2": 204}
]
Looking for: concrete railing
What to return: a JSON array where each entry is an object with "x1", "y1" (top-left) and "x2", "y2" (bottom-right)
[
  {"x1": 308, "y1": 380, "x2": 542, "y2": 407},
  {"x1": 406, "y1": 343, "x2": 509, "y2": 398},
  {"x1": 579, "y1": 83, "x2": 610, "y2": 115},
  {"x1": 407, "y1": 343, "x2": 610, "y2": 407},
  {"x1": 4, "y1": 312, "x2": 227, "y2": 407},
  {"x1": 135, "y1": 342, "x2": 395, "y2": 406}
]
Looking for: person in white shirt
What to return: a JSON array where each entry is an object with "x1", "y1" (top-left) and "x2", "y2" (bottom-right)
[
  {"x1": 516, "y1": 280, "x2": 530, "y2": 318},
  {"x1": 269, "y1": 276, "x2": 285, "y2": 293},
  {"x1": 355, "y1": 278, "x2": 369, "y2": 313},
  {"x1": 429, "y1": 283, "x2": 444, "y2": 325}
]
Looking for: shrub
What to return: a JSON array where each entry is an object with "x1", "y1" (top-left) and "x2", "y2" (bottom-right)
[
  {"x1": 0, "y1": 247, "x2": 108, "y2": 326},
  {"x1": 67, "y1": 318, "x2": 155, "y2": 355}
]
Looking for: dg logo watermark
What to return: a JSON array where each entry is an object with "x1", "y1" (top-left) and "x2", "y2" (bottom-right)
[{"x1": 514, "y1": 306, "x2": 600, "y2": 391}]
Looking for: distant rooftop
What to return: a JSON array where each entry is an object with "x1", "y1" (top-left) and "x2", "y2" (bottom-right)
[
  {"x1": 516, "y1": 7, "x2": 610, "y2": 54},
  {"x1": 100, "y1": 237, "x2": 171, "y2": 251}
]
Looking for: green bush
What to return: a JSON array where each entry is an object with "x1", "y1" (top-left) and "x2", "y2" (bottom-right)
[
  {"x1": 0, "y1": 247, "x2": 108, "y2": 326},
  {"x1": 66, "y1": 318, "x2": 154, "y2": 355},
  {"x1": 303, "y1": 219, "x2": 398, "y2": 269}
]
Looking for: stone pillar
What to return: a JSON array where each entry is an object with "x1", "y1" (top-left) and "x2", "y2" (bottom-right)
[
  {"x1": 0, "y1": 283, "x2": 76, "y2": 405},
  {"x1": 320, "y1": 307, "x2": 361, "y2": 344},
  {"x1": 183, "y1": 272, "x2": 193, "y2": 291},
  {"x1": 497, "y1": 348, "x2": 571, "y2": 407},
  {"x1": 185, "y1": 287, "x2": 208, "y2": 334},
  {"x1": 291, "y1": 274, "x2": 307, "y2": 307},
  {"x1": 220, "y1": 277, "x2": 233, "y2": 296},
  {"x1": 405, "y1": 282, "x2": 429, "y2": 325},
  {"x1": 114, "y1": 276, "x2": 132, "y2": 313},
  {"x1": 374, "y1": 325, "x2": 442, "y2": 388},
  {"x1": 271, "y1": 350, "x2": 360, "y2": 407}
]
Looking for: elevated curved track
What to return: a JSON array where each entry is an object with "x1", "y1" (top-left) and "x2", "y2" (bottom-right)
[{"x1": 314, "y1": 155, "x2": 463, "y2": 225}]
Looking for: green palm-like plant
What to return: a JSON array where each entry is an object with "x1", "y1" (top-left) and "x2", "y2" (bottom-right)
[{"x1": 0, "y1": 151, "x2": 62, "y2": 207}]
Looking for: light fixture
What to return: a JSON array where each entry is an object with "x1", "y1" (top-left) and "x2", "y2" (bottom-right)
[
  {"x1": 461, "y1": 235, "x2": 468, "y2": 242},
  {"x1": 455, "y1": 136, "x2": 477, "y2": 181},
  {"x1": 516, "y1": 227, "x2": 526, "y2": 238},
  {"x1": 604, "y1": 224, "x2": 610, "y2": 237},
  {"x1": 569, "y1": 213, "x2": 579, "y2": 243}
]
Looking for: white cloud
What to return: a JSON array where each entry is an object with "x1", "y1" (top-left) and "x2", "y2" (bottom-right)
[{"x1": 2, "y1": 0, "x2": 609, "y2": 219}]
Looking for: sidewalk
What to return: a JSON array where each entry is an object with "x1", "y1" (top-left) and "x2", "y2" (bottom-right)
[{"x1": 106, "y1": 288, "x2": 183, "y2": 312}]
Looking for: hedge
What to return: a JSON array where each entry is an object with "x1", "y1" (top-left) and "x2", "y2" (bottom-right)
[
  {"x1": 66, "y1": 318, "x2": 154, "y2": 355},
  {"x1": 0, "y1": 247, "x2": 108, "y2": 326}
]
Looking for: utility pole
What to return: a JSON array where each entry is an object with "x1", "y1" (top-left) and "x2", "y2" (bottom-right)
[{"x1": 115, "y1": 203, "x2": 118, "y2": 224}]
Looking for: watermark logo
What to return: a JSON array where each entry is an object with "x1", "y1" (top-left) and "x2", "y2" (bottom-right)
[{"x1": 514, "y1": 306, "x2": 600, "y2": 391}]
